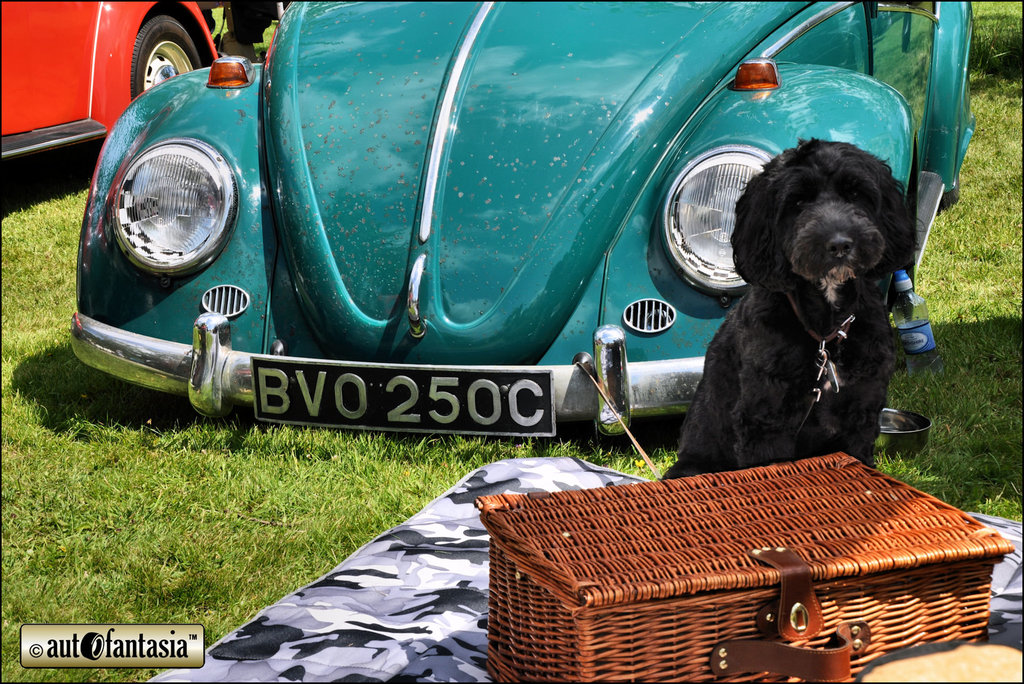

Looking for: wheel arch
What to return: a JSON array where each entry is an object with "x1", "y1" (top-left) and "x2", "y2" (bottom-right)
[
  {"x1": 672, "y1": 64, "x2": 917, "y2": 191},
  {"x1": 90, "y1": 2, "x2": 217, "y2": 131},
  {"x1": 140, "y1": 2, "x2": 219, "y2": 67}
]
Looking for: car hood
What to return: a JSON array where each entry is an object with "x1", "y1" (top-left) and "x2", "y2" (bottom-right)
[{"x1": 264, "y1": 1, "x2": 802, "y2": 363}]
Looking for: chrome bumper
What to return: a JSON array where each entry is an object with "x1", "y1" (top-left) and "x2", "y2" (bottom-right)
[{"x1": 71, "y1": 312, "x2": 703, "y2": 433}]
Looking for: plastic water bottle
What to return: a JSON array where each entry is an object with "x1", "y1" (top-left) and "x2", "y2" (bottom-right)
[{"x1": 891, "y1": 270, "x2": 944, "y2": 374}]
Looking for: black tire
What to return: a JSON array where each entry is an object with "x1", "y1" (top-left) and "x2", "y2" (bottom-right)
[
  {"x1": 131, "y1": 15, "x2": 202, "y2": 99},
  {"x1": 938, "y1": 182, "x2": 961, "y2": 212}
]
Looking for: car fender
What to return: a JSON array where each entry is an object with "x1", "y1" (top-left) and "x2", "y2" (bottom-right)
[
  {"x1": 77, "y1": 67, "x2": 274, "y2": 354},
  {"x1": 678, "y1": 64, "x2": 915, "y2": 185},
  {"x1": 1, "y1": 2, "x2": 99, "y2": 134},
  {"x1": 598, "y1": 63, "x2": 915, "y2": 364},
  {"x1": 90, "y1": 2, "x2": 219, "y2": 132}
]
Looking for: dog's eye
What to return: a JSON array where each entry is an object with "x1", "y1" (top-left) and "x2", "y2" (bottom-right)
[{"x1": 839, "y1": 182, "x2": 865, "y2": 203}]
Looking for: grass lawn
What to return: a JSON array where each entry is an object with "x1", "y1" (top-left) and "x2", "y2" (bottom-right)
[{"x1": 2, "y1": 3, "x2": 1020, "y2": 681}]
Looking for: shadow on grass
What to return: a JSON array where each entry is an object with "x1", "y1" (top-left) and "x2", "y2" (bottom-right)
[
  {"x1": 10, "y1": 341, "x2": 217, "y2": 434},
  {"x1": 11, "y1": 315, "x2": 1017, "y2": 468},
  {"x1": 1, "y1": 140, "x2": 104, "y2": 217}
]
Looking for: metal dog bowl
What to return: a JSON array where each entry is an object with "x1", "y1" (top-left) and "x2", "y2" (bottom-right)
[{"x1": 875, "y1": 408, "x2": 931, "y2": 453}]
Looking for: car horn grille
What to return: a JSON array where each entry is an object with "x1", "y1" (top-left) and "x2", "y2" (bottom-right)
[
  {"x1": 202, "y1": 284, "x2": 250, "y2": 319},
  {"x1": 622, "y1": 298, "x2": 676, "y2": 334}
]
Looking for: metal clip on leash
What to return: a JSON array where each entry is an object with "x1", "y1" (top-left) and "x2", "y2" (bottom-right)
[{"x1": 797, "y1": 338, "x2": 845, "y2": 436}]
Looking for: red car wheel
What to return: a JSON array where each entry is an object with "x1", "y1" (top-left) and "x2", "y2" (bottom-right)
[{"x1": 130, "y1": 15, "x2": 201, "y2": 99}]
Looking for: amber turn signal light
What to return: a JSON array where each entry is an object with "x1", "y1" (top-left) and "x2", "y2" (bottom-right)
[
  {"x1": 207, "y1": 56, "x2": 254, "y2": 88},
  {"x1": 731, "y1": 59, "x2": 781, "y2": 91}
]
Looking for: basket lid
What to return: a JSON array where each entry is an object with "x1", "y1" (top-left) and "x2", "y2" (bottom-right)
[{"x1": 476, "y1": 453, "x2": 1014, "y2": 609}]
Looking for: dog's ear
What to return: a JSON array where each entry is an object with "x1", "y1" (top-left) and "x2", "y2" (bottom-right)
[
  {"x1": 732, "y1": 153, "x2": 800, "y2": 291},
  {"x1": 864, "y1": 158, "x2": 917, "y2": 278}
]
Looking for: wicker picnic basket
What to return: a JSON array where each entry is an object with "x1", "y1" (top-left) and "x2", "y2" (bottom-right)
[{"x1": 476, "y1": 453, "x2": 1014, "y2": 682}]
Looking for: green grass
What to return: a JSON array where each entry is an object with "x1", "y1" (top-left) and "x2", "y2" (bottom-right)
[
  {"x1": 2, "y1": 4, "x2": 1020, "y2": 681},
  {"x1": 878, "y1": 1, "x2": 1022, "y2": 518},
  {"x1": 206, "y1": 6, "x2": 277, "y2": 62}
]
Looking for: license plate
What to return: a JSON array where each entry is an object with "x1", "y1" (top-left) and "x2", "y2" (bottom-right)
[{"x1": 251, "y1": 357, "x2": 556, "y2": 436}]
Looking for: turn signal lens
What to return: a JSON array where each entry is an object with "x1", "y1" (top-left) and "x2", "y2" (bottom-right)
[
  {"x1": 207, "y1": 56, "x2": 254, "y2": 88},
  {"x1": 732, "y1": 59, "x2": 781, "y2": 91}
]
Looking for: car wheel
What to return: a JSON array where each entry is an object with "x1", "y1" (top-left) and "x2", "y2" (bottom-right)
[
  {"x1": 131, "y1": 15, "x2": 202, "y2": 99},
  {"x1": 938, "y1": 180, "x2": 961, "y2": 212}
]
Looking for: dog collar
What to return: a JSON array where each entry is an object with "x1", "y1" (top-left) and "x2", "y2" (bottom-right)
[{"x1": 785, "y1": 291, "x2": 856, "y2": 344}]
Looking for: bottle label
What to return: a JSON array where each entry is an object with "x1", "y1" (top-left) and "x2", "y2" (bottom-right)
[{"x1": 899, "y1": 320, "x2": 936, "y2": 354}]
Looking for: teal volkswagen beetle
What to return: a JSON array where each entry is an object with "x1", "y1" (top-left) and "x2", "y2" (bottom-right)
[{"x1": 72, "y1": 1, "x2": 972, "y2": 437}]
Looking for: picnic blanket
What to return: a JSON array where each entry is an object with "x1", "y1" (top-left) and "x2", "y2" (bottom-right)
[{"x1": 152, "y1": 457, "x2": 1022, "y2": 682}]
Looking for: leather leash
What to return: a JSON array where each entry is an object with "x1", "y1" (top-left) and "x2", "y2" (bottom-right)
[
  {"x1": 571, "y1": 293, "x2": 855, "y2": 478},
  {"x1": 785, "y1": 292, "x2": 856, "y2": 345},
  {"x1": 574, "y1": 360, "x2": 662, "y2": 479}
]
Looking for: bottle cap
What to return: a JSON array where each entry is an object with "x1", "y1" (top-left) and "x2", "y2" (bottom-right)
[{"x1": 893, "y1": 269, "x2": 912, "y2": 292}]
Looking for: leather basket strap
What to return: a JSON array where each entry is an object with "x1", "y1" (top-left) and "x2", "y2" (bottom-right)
[
  {"x1": 748, "y1": 547, "x2": 824, "y2": 640},
  {"x1": 710, "y1": 621, "x2": 870, "y2": 682}
]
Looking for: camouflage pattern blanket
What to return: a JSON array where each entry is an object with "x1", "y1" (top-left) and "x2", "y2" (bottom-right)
[{"x1": 153, "y1": 457, "x2": 1021, "y2": 682}]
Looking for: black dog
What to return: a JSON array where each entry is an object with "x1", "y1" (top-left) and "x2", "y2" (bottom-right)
[{"x1": 664, "y1": 139, "x2": 916, "y2": 478}]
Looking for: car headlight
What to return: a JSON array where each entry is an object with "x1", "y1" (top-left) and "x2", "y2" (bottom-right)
[
  {"x1": 661, "y1": 145, "x2": 771, "y2": 295},
  {"x1": 112, "y1": 138, "x2": 237, "y2": 275}
]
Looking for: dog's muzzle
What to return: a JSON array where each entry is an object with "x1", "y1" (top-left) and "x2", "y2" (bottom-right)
[{"x1": 789, "y1": 202, "x2": 884, "y2": 282}]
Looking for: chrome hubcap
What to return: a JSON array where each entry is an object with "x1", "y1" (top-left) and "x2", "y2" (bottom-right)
[{"x1": 144, "y1": 40, "x2": 191, "y2": 90}]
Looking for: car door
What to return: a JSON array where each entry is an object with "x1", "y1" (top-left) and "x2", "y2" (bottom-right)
[
  {"x1": 1, "y1": 2, "x2": 98, "y2": 135},
  {"x1": 868, "y1": 1, "x2": 939, "y2": 136}
]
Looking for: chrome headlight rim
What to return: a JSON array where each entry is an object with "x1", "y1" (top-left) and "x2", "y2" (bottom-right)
[
  {"x1": 661, "y1": 144, "x2": 772, "y2": 296},
  {"x1": 111, "y1": 137, "x2": 237, "y2": 276}
]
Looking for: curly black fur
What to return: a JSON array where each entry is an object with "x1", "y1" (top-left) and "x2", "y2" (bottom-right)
[{"x1": 664, "y1": 139, "x2": 916, "y2": 479}]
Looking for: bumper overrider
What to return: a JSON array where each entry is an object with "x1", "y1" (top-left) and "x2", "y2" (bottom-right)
[{"x1": 70, "y1": 312, "x2": 703, "y2": 435}]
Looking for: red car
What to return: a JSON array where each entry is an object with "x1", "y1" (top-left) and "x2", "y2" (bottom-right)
[{"x1": 2, "y1": 1, "x2": 218, "y2": 159}]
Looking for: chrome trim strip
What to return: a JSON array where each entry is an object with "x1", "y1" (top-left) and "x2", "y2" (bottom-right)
[
  {"x1": 877, "y1": 2, "x2": 938, "y2": 22},
  {"x1": 71, "y1": 313, "x2": 704, "y2": 424},
  {"x1": 759, "y1": 2, "x2": 859, "y2": 59},
  {"x1": 417, "y1": 1, "x2": 494, "y2": 244},
  {"x1": 1, "y1": 118, "x2": 107, "y2": 159},
  {"x1": 87, "y1": 3, "x2": 103, "y2": 120},
  {"x1": 407, "y1": 253, "x2": 428, "y2": 338}
]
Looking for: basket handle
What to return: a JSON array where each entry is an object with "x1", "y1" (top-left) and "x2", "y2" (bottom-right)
[
  {"x1": 748, "y1": 546, "x2": 824, "y2": 640},
  {"x1": 709, "y1": 621, "x2": 870, "y2": 682}
]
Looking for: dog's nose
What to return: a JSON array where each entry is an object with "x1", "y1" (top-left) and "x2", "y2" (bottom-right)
[{"x1": 828, "y1": 235, "x2": 853, "y2": 259}]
